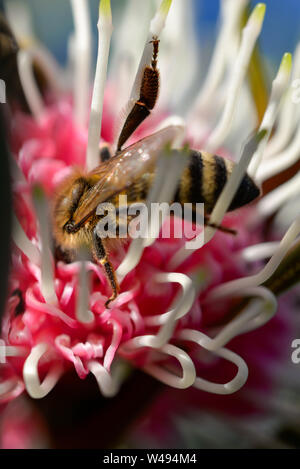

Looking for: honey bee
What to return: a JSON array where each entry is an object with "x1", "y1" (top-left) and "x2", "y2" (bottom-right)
[
  {"x1": 52, "y1": 126, "x2": 260, "y2": 307},
  {"x1": 52, "y1": 36, "x2": 260, "y2": 308}
]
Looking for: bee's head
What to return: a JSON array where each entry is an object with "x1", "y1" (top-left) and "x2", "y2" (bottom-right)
[
  {"x1": 51, "y1": 170, "x2": 87, "y2": 247},
  {"x1": 63, "y1": 220, "x2": 79, "y2": 234}
]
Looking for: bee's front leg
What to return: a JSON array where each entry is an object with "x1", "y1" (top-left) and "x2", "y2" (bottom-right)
[{"x1": 92, "y1": 229, "x2": 120, "y2": 308}]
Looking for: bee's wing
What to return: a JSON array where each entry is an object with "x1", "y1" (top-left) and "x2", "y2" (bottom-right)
[{"x1": 73, "y1": 126, "x2": 181, "y2": 225}]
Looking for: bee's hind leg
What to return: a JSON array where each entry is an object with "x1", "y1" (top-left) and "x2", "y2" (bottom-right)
[{"x1": 92, "y1": 229, "x2": 120, "y2": 308}]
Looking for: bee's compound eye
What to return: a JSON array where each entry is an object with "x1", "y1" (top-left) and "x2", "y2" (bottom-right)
[{"x1": 64, "y1": 221, "x2": 75, "y2": 233}]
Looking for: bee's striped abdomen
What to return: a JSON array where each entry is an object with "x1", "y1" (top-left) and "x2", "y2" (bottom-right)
[
  {"x1": 175, "y1": 150, "x2": 260, "y2": 213},
  {"x1": 174, "y1": 150, "x2": 218, "y2": 212},
  {"x1": 213, "y1": 155, "x2": 227, "y2": 202}
]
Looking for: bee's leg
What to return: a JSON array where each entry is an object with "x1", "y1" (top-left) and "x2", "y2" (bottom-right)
[
  {"x1": 99, "y1": 143, "x2": 112, "y2": 162},
  {"x1": 92, "y1": 229, "x2": 120, "y2": 308},
  {"x1": 117, "y1": 103, "x2": 150, "y2": 152},
  {"x1": 204, "y1": 216, "x2": 237, "y2": 235},
  {"x1": 117, "y1": 36, "x2": 160, "y2": 151}
]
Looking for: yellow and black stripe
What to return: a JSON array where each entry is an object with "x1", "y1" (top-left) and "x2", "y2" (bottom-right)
[
  {"x1": 174, "y1": 150, "x2": 260, "y2": 213},
  {"x1": 113, "y1": 150, "x2": 260, "y2": 215}
]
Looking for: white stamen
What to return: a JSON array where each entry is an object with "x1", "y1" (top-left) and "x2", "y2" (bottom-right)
[
  {"x1": 201, "y1": 131, "x2": 264, "y2": 242},
  {"x1": 178, "y1": 329, "x2": 249, "y2": 395},
  {"x1": 103, "y1": 320, "x2": 122, "y2": 370},
  {"x1": 110, "y1": 1, "x2": 155, "y2": 143},
  {"x1": 10, "y1": 155, "x2": 26, "y2": 183},
  {"x1": 12, "y1": 214, "x2": 40, "y2": 264},
  {"x1": 32, "y1": 186, "x2": 57, "y2": 305},
  {"x1": 116, "y1": 148, "x2": 185, "y2": 277},
  {"x1": 155, "y1": 115, "x2": 186, "y2": 136},
  {"x1": 116, "y1": 237, "x2": 144, "y2": 283},
  {"x1": 169, "y1": 130, "x2": 265, "y2": 269},
  {"x1": 110, "y1": 0, "x2": 153, "y2": 88},
  {"x1": 116, "y1": 124, "x2": 185, "y2": 280},
  {"x1": 240, "y1": 242, "x2": 280, "y2": 262},
  {"x1": 112, "y1": 57, "x2": 135, "y2": 136},
  {"x1": 26, "y1": 287, "x2": 77, "y2": 328},
  {"x1": 145, "y1": 272, "x2": 201, "y2": 327},
  {"x1": 190, "y1": 0, "x2": 249, "y2": 118},
  {"x1": 5, "y1": 0, "x2": 63, "y2": 92},
  {"x1": 256, "y1": 116, "x2": 300, "y2": 182},
  {"x1": 274, "y1": 196, "x2": 300, "y2": 231},
  {"x1": 5, "y1": 0, "x2": 34, "y2": 45},
  {"x1": 158, "y1": 0, "x2": 198, "y2": 109},
  {"x1": 0, "y1": 378, "x2": 24, "y2": 398},
  {"x1": 207, "y1": 216, "x2": 300, "y2": 301},
  {"x1": 265, "y1": 43, "x2": 300, "y2": 158},
  {"x1": 17, "y1": 49, "x2": 44, "y2": 122},
  {"x1": 86, "y1": 0, "x2": 113, "y2": 171},
  {"x1": 144, "y1": 147, "x2": 189, "y2": 247},
  {"x1": 204, "y1": 287, "x2": 277, "y2": 351},
  {"x1": 23, "y1": 343, "x2": 63, "y2": 399},
  {"x1": 152, "y1": 272, "x2": 195, "y2": 336},
  {"x1": 248, "y1": 52, "x2": 292, "y2": 177},
  {"x1": 67, "y1": 33, "x2": 76, "y2": 82},
  {"x1": 70, "y1": 0, "x2": 92, "y2": 127},
  {"x1": 76, "y1": 260, "x2": 94, "y2": 324},
  {"x1": 0, "y1": 380, "x2": 14, "y2": 396},
  {"x1": 4, "y1": 346, "x2": 28, "y2": 357},
  {"x1": 127, "y1": 0, "x2": 173, "y2": 109},
  {"x1": 88, "y1": 359, "x2": 124, "y2": 398},
  {"x1": 6, "y1": 0, "x2": 64, "y2": 96},
  {"x1": 121, "y1": 272, "x2": 195, "y2": 350},
  {"x1": 257, "y1": 170, "x2": 300, "y2": 218},
  {"x1": 205, "y1": 3, "x2": 266, "y2": 152},
  {"x1": 143, "y1": 343, "x2": 196, "y2": 389},
  {"x1": 150, "y1": 0, "x2": 173, "y2": 37}
]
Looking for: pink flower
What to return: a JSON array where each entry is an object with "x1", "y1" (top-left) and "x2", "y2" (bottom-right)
[{"x1": 0, "y1": 397, "x2": 49, "y2": 449}]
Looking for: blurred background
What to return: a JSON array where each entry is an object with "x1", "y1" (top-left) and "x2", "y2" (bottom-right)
[{"x1": 0, "y1": 0, "x2": 300, "y2": 67}]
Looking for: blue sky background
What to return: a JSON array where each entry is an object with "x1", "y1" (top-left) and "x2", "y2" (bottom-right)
[
  {"x1": 195, "y1": 0, "x2": 300, "y2": 68},
  {"x1": 1, "y1": 0, "x2": 300, "y2": 69}
]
